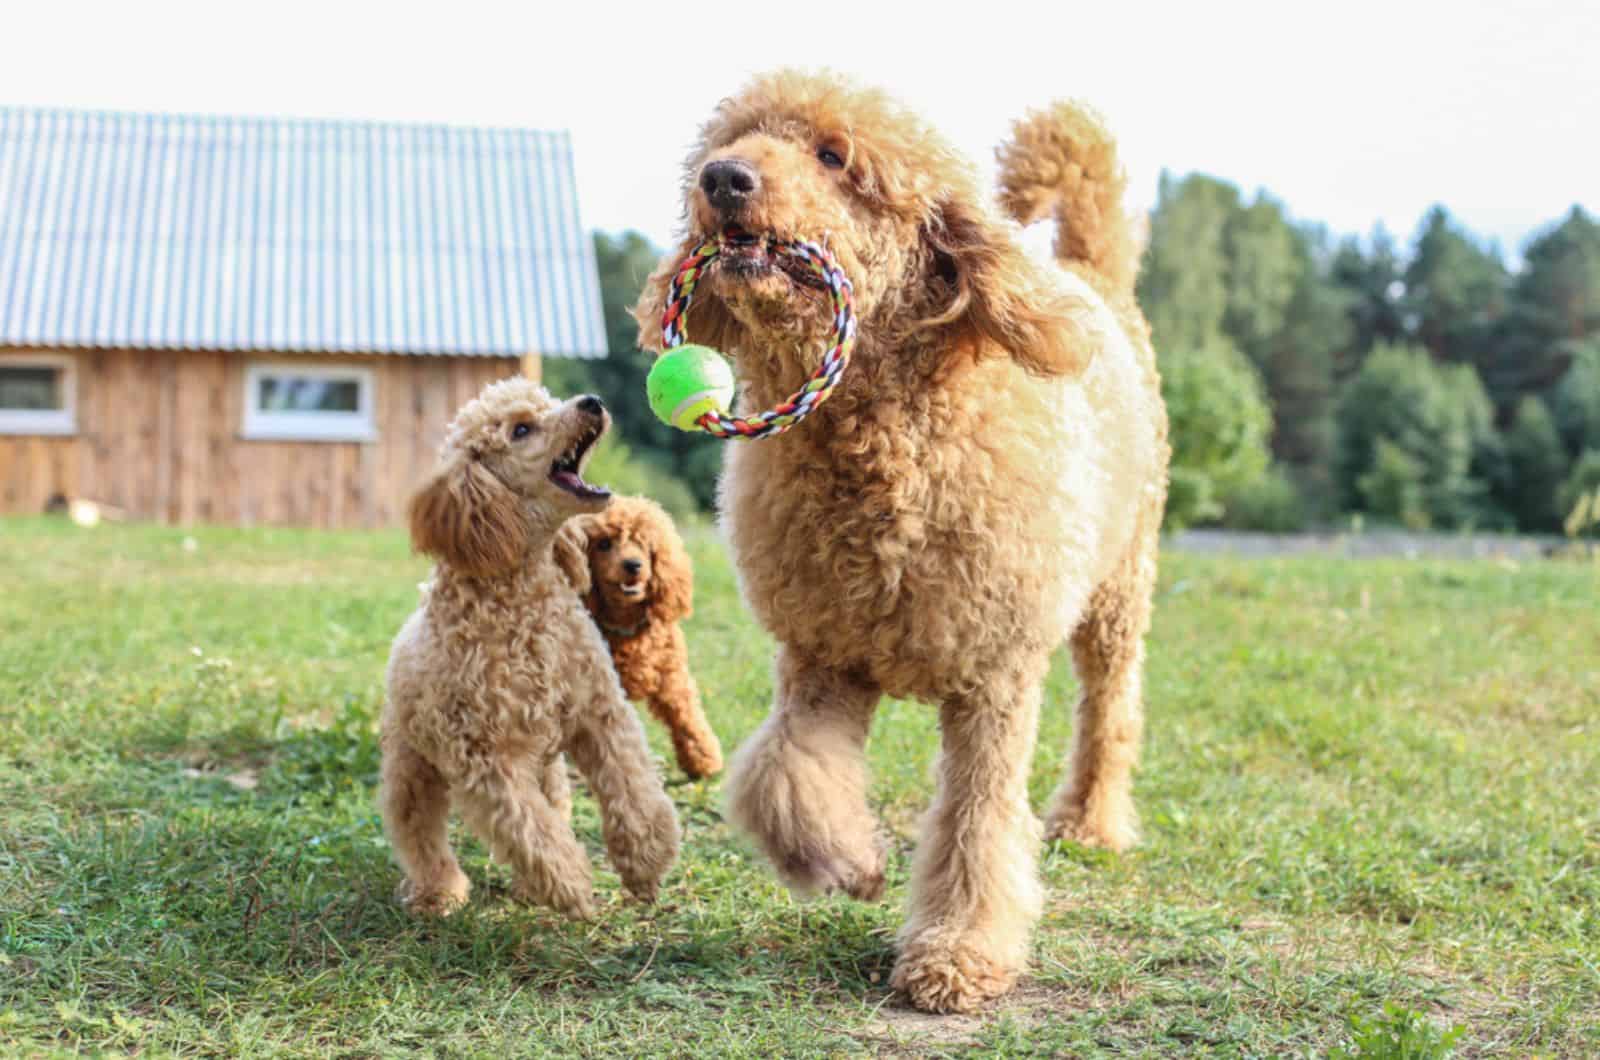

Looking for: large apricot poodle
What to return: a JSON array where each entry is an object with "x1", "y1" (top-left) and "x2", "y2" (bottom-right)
[
  {"x1": 634, "y1": 71, "x2": 1170, "y2": 1012},
  {"x1": 380, "y1": 379, "x2": 679, "y2": 919},
  {"x1": 560, "y1": 495, "x2": 724, "y2": 779}
]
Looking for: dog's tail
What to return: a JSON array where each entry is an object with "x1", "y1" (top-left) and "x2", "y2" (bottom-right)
[{"x1": 996, "y1": 102, "x2": 1140, "y2": 296}]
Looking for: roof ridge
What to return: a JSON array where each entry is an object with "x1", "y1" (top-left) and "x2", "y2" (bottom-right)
[{"x1": 0, "y1": 102, "x2": 571, "y2": 141}]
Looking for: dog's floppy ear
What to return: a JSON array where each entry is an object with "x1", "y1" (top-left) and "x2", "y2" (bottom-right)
[
  {"x1": 919, "y1": 197, "x2": 1092, "y2": 377},
  {"x1": 646, "y1": 520, "x2": 694, "y2": 624},
  {"x1": 407, "y1": 457, "x2": 530, "y2": 578},
  {"x1": 551, "y1": 518, "x2": 592, "y2": 596},
  {"x1": 632, "y1": 238, "x2": 742, "y2": 355}
]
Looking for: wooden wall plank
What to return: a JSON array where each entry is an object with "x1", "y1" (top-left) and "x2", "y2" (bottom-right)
[
  {"x1": 371, "y1": 358, "x2": 400, "y2": 526},
  {"x1": 223, "y1": 356, "x2": 251, "y2": 526},
  {"x1": 173, "y1": 352, "x2": 201, "y2": 524},
  {"x1": 420, "y1": 358, "x2": 450, "y2": 474},
  {"x1": 95, "y1": 349, "x2": 129, "y2": 511},
  {"x1": 154, "y1": 351, "x2": 177, "y2": 522},
  {"x1": 131, "y1": 349, "x2": 163, "y2": 519},
  {"x1": 203, "y1": 352, "x2": 229, "y2": 524},
  {"x1": 0, "y1": 439, "x2": 21, "y2": 510},
  {"x1": 75, "y1": 349, "x2": 103, "y2": 504}
]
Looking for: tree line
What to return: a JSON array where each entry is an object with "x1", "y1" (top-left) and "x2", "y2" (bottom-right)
[
  {"x1": 554, "y1": 186, "x2": 1599, "y2": 534},
  {"x1": 1143, "y1": 177, "x2": 1598, "y2": 533}
]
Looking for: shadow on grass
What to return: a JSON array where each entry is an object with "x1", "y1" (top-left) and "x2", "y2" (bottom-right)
[{"x1": 3, "y1": 718, "x2": 900, "y2": 1029}]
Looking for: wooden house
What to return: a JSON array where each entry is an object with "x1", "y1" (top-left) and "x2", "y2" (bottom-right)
[{"x1": 0, "y1": 106, "x2": 606, "y2": 528}]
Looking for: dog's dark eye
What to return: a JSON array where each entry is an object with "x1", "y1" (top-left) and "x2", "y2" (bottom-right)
[
  {"x1": 595, "y1": 538, "x2": 612, "y2": 552},
  {"x1": 511, "y1": 422, "x2": 532, "y2": 440},
  {"x1": 817, "y1": 146, "x2": 845, "y2": 170}
]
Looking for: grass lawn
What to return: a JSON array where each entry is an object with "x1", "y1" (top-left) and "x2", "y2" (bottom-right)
[{"x1": 1, "y1": 516, "x2": 1596, "y2": 1057}]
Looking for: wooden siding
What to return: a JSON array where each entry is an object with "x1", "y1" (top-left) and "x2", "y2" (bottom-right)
[{"x1": 0, "y1": 348, "x2": 523, "y2": 528}]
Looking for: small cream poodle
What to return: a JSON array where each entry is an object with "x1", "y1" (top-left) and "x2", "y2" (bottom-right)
[
  {"x1": 563, "y1": 496, "x2": 724, "y2": 780},
  {"x1": 633, "y1": 71, "x2": 1170, "y2": 1012},
  {"x1": 380, "y1": 379, "x2": 680, "y2": 919}
]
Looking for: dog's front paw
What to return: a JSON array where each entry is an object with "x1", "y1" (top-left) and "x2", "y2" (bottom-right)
[
  {"x1": 1043, "y1": 799, "x2": 1138, "y2": 852},
  {"x1": 890, "y1": 932, "x2": 1019, "y2": 1014},
  {"x1": 622, "y1": 875, "x2": 660, "y2": 904},
  {"x1": 726, "y1": 723, "x2": 884, "y2": 901},
  {"x1": 668, "y1": 717, "x2": 724, "y2": 780},
  {"x1": 396, "y1": 873, "x2": 470, "y2": 917},
  {"x1": 512, "y1": 877, "x2": 596, "y2": 920},
  {"x1": 779, "y1": 847, "x2": 886, "y2": 902},
  {"x1": 613, "y1": 795, "x2": 681, "y2": 903},
  {"x1": 675, "y1": 734, "x2": 724, "y2": 781}
]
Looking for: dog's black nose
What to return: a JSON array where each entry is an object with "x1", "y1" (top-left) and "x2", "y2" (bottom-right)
[
  {"x1": 699, "y1": 159, "x2": 759, "y2": 213},
  {"x1": 622, "y1": 559, "x2": 642, "y2": 576},
  {"x1": 577, "y1": 395, "x2": 604, "y2": 416}
]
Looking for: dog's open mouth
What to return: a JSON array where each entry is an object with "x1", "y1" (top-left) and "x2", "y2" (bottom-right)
[
  {"x1": 718, "y1": 225, "x2": 828, "y2": 291},
  {"x1": 549, "y1": 425, "x2": 609, "y2": 502},
  {"x1": 619, "y1": 583, "x2": 646, "y2": 599},
  {"x1": 719, "y1": 225, "x2": 769, "y2": 275}
]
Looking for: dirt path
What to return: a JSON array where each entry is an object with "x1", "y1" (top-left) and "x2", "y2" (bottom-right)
[{"x1": 1167, "y1": 528, "x2": 1570, "y2": 560}]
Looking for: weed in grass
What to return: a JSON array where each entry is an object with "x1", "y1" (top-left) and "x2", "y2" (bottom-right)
[{"x1": 1331, "y1": 1002, "x2": 1466, "y2": 1060}]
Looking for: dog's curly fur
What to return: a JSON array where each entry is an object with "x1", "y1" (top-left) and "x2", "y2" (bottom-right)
[
  {"x1": 560, "y1": 495, "x2": 724, "y2": 779},
  {"x1": 380, "y1": 379, "x2": 680, "y2": 920},
  {"x1": 633, "y1": 71, "x2": 1170, "y2": 1013}
]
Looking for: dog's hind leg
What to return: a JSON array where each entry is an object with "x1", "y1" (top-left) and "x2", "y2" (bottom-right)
[
  {"x1": 1043, "y1": 524, "x2": 1157, "y2": 852},
  {"x1": 726, "y1": 646, "x2": 885, "y2": 900},
  {"x1": 380, "y1": 736, "x2": 470, "y2": 915}
]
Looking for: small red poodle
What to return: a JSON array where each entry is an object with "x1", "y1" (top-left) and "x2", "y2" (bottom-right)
[{"x1": 557, "y1": 495, "x2": 724, "y2": 779}]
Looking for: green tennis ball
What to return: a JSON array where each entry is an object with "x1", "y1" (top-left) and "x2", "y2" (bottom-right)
[{"x1": 647, "y1": 345, "x2": 735, "y2": 431}]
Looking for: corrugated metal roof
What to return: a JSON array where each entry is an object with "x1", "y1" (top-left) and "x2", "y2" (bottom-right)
[{"x1": 0, "y1": 106, "x2": 607, "y2": 358}]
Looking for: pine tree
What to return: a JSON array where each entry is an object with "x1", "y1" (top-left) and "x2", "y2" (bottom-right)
[
  {"x1": 1498, "y1": 397, "x2": 1571, "y2": 532},
  {"x1": 1404, "y1": 206, "x2": 1509, "y2": 371},
  {"x1": 1258, "y1": 226, "x2": 1350, "y2": 507},
  {"x1": 1487, "y1": 207, "x2": 1600, "y2": 404},
  {"x1": 1137, "y1": 172, "x2": 1239, "y2": 351},
  {"x1": 1329, "y1": 226, "x2": 1406, "y2": 380},
  {"x1": 1222, "y1": 195, "x2": 1304, "y2": 366}
]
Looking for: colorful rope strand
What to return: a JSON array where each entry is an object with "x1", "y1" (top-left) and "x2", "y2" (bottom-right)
[{"x1": 660, "y1": 237, "x2": 857, "y2": 440}]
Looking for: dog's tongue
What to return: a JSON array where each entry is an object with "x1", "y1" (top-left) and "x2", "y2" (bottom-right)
[{"x1": 552, "y1": 469, "x2": 611, "y2": 500}]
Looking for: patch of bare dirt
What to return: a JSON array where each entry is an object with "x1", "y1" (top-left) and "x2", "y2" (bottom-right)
[{"x1": 854, "y1": 981, "x2": 1107, "y2": 1056}]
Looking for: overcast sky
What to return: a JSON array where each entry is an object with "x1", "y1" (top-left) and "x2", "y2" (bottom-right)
[{"x1": 4, "y1": 0, "x2": 1594, "y2": 260}]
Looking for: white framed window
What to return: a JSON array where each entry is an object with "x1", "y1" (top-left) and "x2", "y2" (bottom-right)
[
  {"x1": 0, "y1": 353, "x2": 77, "y2": 436},
  {"x1": 241, "y1": 362, "x2": 376, "y2": 442}
]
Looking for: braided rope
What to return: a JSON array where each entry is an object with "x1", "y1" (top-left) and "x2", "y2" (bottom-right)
[{"x1": 660, "y1": 236, "x2": 856, "y2": 440}]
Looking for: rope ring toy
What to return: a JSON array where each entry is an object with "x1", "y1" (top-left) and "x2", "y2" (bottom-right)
[{"x1": 651, "y1": 235, "x2": 857, "y2": 440}]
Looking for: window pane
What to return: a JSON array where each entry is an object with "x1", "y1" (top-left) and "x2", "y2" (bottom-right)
[
  {"x1": 0, "y1": 367, "x2": 63, "y2": 411},
  {"x1": 257, "y1": 376, "x2": 361, "y2": 414}
]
